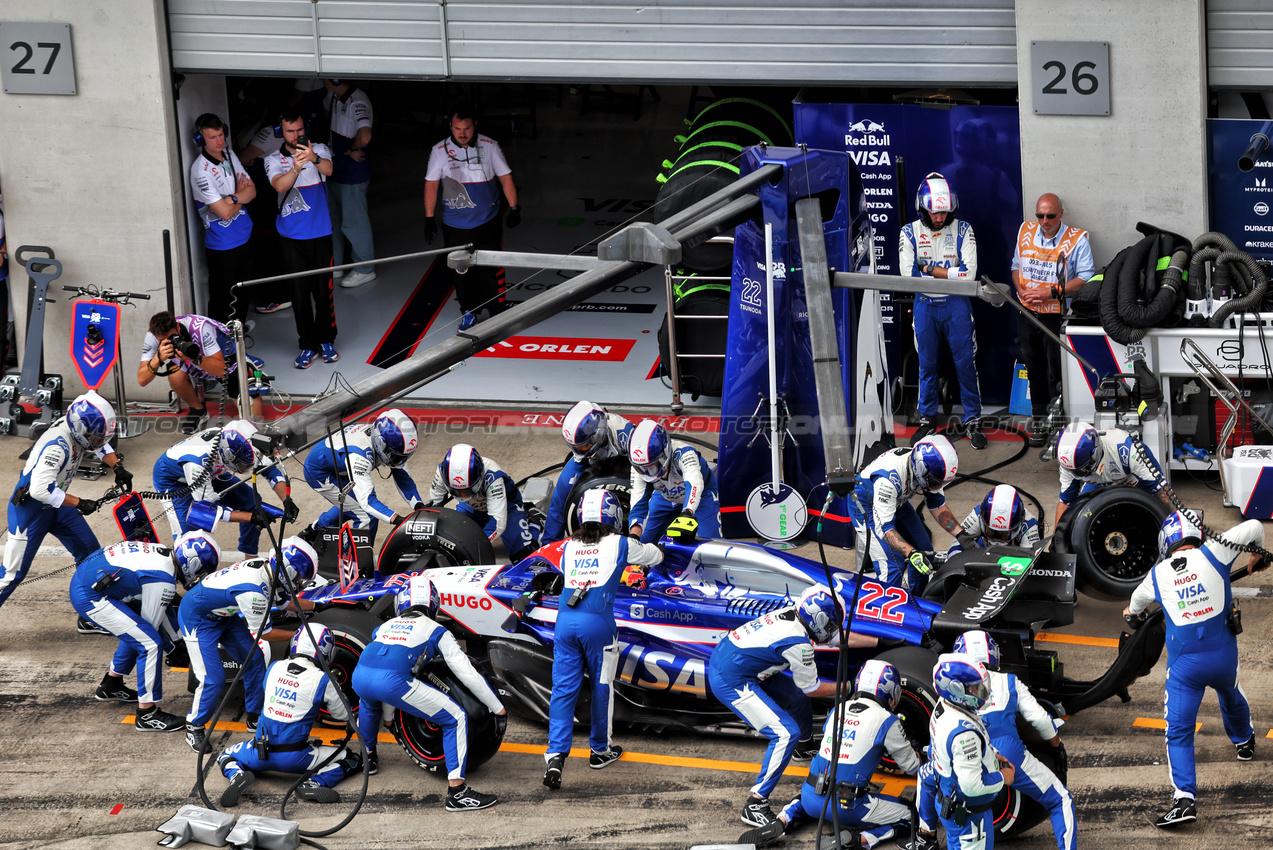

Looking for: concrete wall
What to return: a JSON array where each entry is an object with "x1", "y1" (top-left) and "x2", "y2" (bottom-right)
[
  {"x1": 0, "y1": 0, "x2": 189, "y2": 402},
  {"x1": 1015, "y1": 0, "x2": 1209, "y2": 266}
]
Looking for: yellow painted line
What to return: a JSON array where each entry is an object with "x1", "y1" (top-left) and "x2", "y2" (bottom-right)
[
  {"x1": 1133, "y1": 717, "x2": 1201, "y2": 732},
  {"x1": 1036, "y1": 632, "x2": 1121, "y2": 648},
  {"x1": 129, "y1": 719, "x2": 913, "y2": 794},
  {"x1": 1265, "y1": 728, "x2": 1273, "y2": 739}
]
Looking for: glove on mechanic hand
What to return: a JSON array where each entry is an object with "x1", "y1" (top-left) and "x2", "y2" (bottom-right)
[
  {"x1": 424, "y1": 218, "x2": 437, "y2": 244},
  {"x1": 283, "y1": 497, "x2": 300, "y2": 524},
  {"x1": 413, "y1": 501, "x2": 427, "y2": 512},
  {"x1": 1053, "y1": 740, "x2": 1068, "y2": 780},
  {"x1": 113, "y1": 464, "x2": 134, "y2": 493},
  {"x1": 955, "y1": 531, "x2": 977, "y2": 551},
  {"x1": 250, "y1": 504, "x2": 283, "y2": 528},
  {"x1": 907, "y1": 550, "x2": 935, "y2": 576},
  {"x1": 77, "y1": 498, "x2": 101, "y2": 517},
  {"x1": 505, "y1": 205, "x2": 522, "y2": 229},
  {"x1": 297, "y1": 524, "x2": 328, "y2": 554},
  {"x1": 494, "y1": 713, "x2": 508, "y2": 739}
]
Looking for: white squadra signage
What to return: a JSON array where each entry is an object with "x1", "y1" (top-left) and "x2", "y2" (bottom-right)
[
  {"x1": 1031, "y1": 41, "x2": 1109, "y2": 117},
  {"x1": 1, "y1": 23, "x2": 76, "y2": 95}
]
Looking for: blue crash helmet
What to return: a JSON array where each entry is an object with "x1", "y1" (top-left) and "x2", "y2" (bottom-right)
[{"x1": 66, "y1": 391, "x2": 117, "y2": 450}]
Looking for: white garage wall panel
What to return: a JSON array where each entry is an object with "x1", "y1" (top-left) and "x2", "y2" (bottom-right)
[
  {"x1": 168, "y1": 0, "x2": 1017, "y2": 85},
  {"x1": 1208, "y1": 0, "x2": 1273, "y2": 89}
]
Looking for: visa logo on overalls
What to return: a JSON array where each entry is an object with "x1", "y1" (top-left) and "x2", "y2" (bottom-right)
[
  {"x1": 1176, "y1": 584, "x2": 1206, "y2": 600},
  {"x1": 274, "y1": 686, "x2": 299, "y2": 700}
]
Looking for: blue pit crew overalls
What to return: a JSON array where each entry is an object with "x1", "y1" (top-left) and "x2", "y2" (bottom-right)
[
  {"x1": 627, "y1": 442, "x2": 719, "y2": 544},
  {"x1": 1, "y1": 423, "x2": 104, "y2": 609},
  {"x1": 543, "y1": 412, "x2": 634, "y2": 542},
  {"x1": 69, "y1": 541, "x2": 179, "y2": 703},
  {"x1": 352, "y1": 611, "x2": 504, "y2": 781},
  {"x1": 153, "y1": 429, "x2": 284, "y2": 556},
  {"x1": 707, "y1": 607, "x2": 820, "y2": 800},
  {"x1": 847, "y1": 447, "x2": 944, "y2": 591},
  {"x1": 1127, "y1": 518, "x2": 1261, "y2": 802},
  {"x1": 178, "y1": 559, "x2": 274, "y2": 727},
  {"x1": 219, "y1": 653, "x2": 360, "y2": 789},
  {"x1": 303, "y1": 423, "x2": 423, "y2": 538},
  {"x1": 427, "y1": 457, "x2": 539, "y2": 561},
  {"x1": 930, "y1": 700, "x2": 1005, "y2": 850},
  {"x1": 779, "y1": 695, "x2": 919, "y2": 848},
  {"x1": 546, "y1": 532, "x2": 663, "y2": 759}
]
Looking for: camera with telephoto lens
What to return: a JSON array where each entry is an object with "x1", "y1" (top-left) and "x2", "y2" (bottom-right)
[{"x1": 167, "y1": 333, "x2": 202, "y2": 362}]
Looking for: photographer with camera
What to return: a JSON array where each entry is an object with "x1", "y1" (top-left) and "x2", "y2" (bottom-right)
[{"x1": 138, "y1": 311, "x2": 266, "y2": 433}]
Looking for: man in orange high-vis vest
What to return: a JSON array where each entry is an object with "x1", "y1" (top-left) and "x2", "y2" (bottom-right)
[{"x1": 1011, "y1": 194, "x2": 1095, "y2": 446}]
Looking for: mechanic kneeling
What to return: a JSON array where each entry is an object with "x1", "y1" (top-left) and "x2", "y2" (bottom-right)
[
  {"x1": 946, "y1": 485, "x2": 1040, "y2": 557},
  {"x1": 218, "y1": 625, "x2": 363, "y2": 806},
  {"x1": 627, "y1": 420, "x2": 720, "y2": 543},
  {"x1": 543, "y1": 490, "x2": 663, "y2": 789},
  {"x1": 1123, "y1": 511, "x2": 1264, "y2": 829},
  {"x1": 747, "y1": 660, "x2": 920, "y2": 849},
  {"x1": 544, "y1": 400, "x2": 635, "y2": 542},
  {"x1": 1053, "y1": 421, "x2": 1168, "y2": 530},
  {"x1": 351, "y1": 575, "x2": 508, "y2": 812},
  {"x1": 426, "y1": 443, "x2": 540, "y2": 562}
]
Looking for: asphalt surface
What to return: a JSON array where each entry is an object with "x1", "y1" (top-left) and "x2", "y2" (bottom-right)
[{"x1": 1, "y1": 410, "x2": 1271, "y2": 850}]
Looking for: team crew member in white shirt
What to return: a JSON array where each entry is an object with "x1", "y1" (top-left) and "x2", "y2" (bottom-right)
[
  {"x1": 423, "y1": 105, "x2": 521, "y2": 326},
  {"x1": 190, "y1": 113, "x2": 256, "y2": 324},
  {"x1": 265, "y1": 113, "x2": 339, "y2": 370},
  {"x1": 323, "y1": 79, "x2": 377, "y2": 289}
]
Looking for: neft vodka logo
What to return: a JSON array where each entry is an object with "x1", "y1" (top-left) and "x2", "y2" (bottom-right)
[{"x1": 844, "y1": 119, "x2": 893, "y2": 167}]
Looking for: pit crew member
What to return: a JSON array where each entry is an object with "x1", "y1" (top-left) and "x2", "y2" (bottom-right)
[
  {"x1": 303, "y1": 409, "x2": 423, "y2": 537},
  {"x1": 929, "y1": 653, "x2": 1013, "y2": 850},
  {"x1": 71, "y1": 532, "x2": 220, "y2": 733},
  {"x1": 751, "y1": 660, "x2": 921, "y2": 849},
  {"x1": 352, "y1": 575, "x2": 508, "y2": 812},
  {"x1": 543, "y1": 400, "x2": 635, "y2": 542},
  {"x1": 2, "y1": 392, "x2": 130, "y2": 610},
  {"x1": 899, "y1": 172, "x2": 984, "y2": 448},
  {"x1": 946, "y1": 485, "x2": 1041, "y2": 556},
  {"x1": 179, "y1": 537, "x2": 318, "y2": 753},
  {"x1": 1123, "y1": 511, "x2": 1265, "y2": 829},
  {"x1": 847, "y1": 435, "x2": 962, "y2": 593},
  {"x1": 707, "y1": 585, "x2": 845, "y2": 828},
  {"x1": 1054, "y1": 422, "x2": 1168, "y2": 529},
  {"x1": 956, "y1": 631, "x2": 1074, "y2": 850},
  {"x1": 543, "y1": 491, "x2": 663, "y2": 790},
  {"x1": 218, "y1": 625, "x2": 363, "y2": 806},
  {"x1": 627, "y1": 420, "x2": 719, "y2": 544},
  {"x1": 152, "y1": 419, "x2": 294, "y2": 557},
  {"x1": 426, "y1": 443, "x2": 539, "y2": 562}
]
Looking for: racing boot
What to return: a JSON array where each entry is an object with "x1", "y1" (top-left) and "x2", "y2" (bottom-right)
[
  {"x1": 365, "y1": 749, "x2": 379, "y2": 775},
  {"x1": 1237, "y1": 734, "x2": 1256, "y2": 761},
  {"x1": 590, "y1": 745, "x2": 623, "y2": 769},
  {"x1": 134, "y1": 705, "x2": 184, "y2": 732},
  {"x1": 297, "y1": 780, "x2": 341, "y2": 804},
  {"x1": 185, "y1": 723, "x2": 211, "y2": 754},
  {"x1": 445, "y1": 783, "x2": 498, "y2": 812},
  {"x1": 817, "y1": 830, "x2": 862, "y2": 850},
  {"x1": 911, "y1": 417, "x2": 935, "y2": 445},
  {"x1": 543, "y1": 753, "x2": 565, "y2": 789},
  {"x1": 900, "y1": 829, "x2": 940, "y2": 850},
  {"x1": 738, "y1": 820, "x2": 786, "y2": 847},
  {"x1": 95, "y1": 674, "x2": 137, "y2": 703},
  {"x1": 220, "y1": 768, "x2": 255, "y2": 807},
  {"x1": 791, "y1": 738, "x2": 819, "y2": 762},
  {"x1": 741, "y1": 796, "x2": 778, "y2": 827},
  {"x1": 967, "y1": 419, "x2": 988, "y2": 450},
  {"x1": 1155, "y1": 795, "x2": 1197, "y2": 828},
  {"x1": 245, "y1": 711, "x2": 259, "y2": 732},
  {"x1": 78, "y1": 615, "x2": 112, "y2": 636}
]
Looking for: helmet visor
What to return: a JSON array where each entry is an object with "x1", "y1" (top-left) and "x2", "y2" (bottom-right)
[
  {"x1": 636, "y1": 459, "x2": 664, "y2": 480},
  {"x1": 1072, "y1": 450, "x2": 1101, "y2": 478},
  {"x1": 449, "y1": 483, "x2": 477, "y2": 499},
  {"x1": 984, "y1": 526, "x2": 1012, "y2": 544},
  {"x1": 967, "y1": 679, "x2": 990, "y2": 705},
  {"x1": 384, "y1": 447, "x2": 411, "y2": 468}
]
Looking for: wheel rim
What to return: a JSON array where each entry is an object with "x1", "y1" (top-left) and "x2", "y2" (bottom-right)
[
  {"x1": 881, "y1": 685, "x2": 934, "y2": 771},
  {"x1": 1085, "y1": 502, "x2": 1159, "y2": 581},
  {"x1": 318, "y1": 633, "x2": 365, "y2": 725}
]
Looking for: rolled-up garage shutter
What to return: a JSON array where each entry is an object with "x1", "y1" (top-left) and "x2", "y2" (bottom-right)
[{"x1": 1208, "y1": 0, "x2": 1273, "y2": 89}]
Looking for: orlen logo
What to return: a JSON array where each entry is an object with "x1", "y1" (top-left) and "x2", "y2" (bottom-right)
[
  {"x1": 439, "y1": 592, "x2": 492, "y2": 611},
  {"x1": 475, "y1": 336, "x2": 635, "y2": 362}
]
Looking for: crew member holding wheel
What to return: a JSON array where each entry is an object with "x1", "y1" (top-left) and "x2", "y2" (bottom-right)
[
  {"x1": 1124, "y1": 511, "x2": 1266, "y2": 829},
  {"x1": 543, "y1": 400, "x2": 634, "y2": 542},
  {"x1": 425, "y1": 443, "x2": 539, "y2": 562},
  {"x1": 627, "y1": 420, "x2": 719, "y2": 543},
  {"x1": 542, "y1": 490, "x2": 663, "y2": 790},
  {"x1": 847, "y1": 434, "x2": 962, "y2": 593},
  {"x1": 1054, "y1": 421, "x2": 1167, "y2": 529}
]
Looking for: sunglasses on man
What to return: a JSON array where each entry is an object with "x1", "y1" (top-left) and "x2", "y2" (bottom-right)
[{"x1": 1036, "y1": 212, "x2": 1058, "y2": 220}]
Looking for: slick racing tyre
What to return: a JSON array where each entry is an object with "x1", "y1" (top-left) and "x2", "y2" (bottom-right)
[
  {"x1": 376, "y1": 506, "x2": 495, "y2": 576},
  {"x1": 1053, "y1": 487, "x2": 1170, "y2": 599},
  {"x1": 390, "y1": 659, "x2": 505, "y2": 775},
  {"x1": 309, "y1": 607, "x2": 382, "y2": 726},
  {"x1": 562, "y1": 457, "x2": 631, "y2": 537},
  {"x1": 875, "y1": 647, "x2": 939, "y2": 773}
]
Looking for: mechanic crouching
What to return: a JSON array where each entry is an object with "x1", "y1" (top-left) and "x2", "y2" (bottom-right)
[
  {"x1": 543, "y1": 400, "x2": 635, "y2": 542},
  {"x1": 352, "y1": 575, "x2": 508, "y2": 812},
  {"x1": 627, "y1": 420, "x2": 719, "y2": 543},
  {"x1": 745, "y1": 660, "x2": 921, "y2": 850},
  {"x1": 707, "y1": 585, "x2": 847, "y2": 828},
  {"x1": 218, "y1": 625, "x2": 363, "y2": 806},
  {"x1": 946, "y1": 485, "x2": 1040, "y2": 557},
  {"x1": 929, "y1": 654, "x2": 1013, "y2": 850},
  {"x1": 1124, "y1": 511, "x2": 1265, "y2": 829},
  {"x1": 71, "y1": 532, "x2": 220, "y2": 734},
  {"x1": 543, "y1": 491, "x2": 663, "y2": 789},
  {"x1": 1053, "y1": 421, "x2": 1168, "y2": 530},
  {"x1": 426, "y1": 443, "x2": 540, "y2": 562},
  {"x1": 848, "y1": 435, "x2": 962, "y2": 593}
]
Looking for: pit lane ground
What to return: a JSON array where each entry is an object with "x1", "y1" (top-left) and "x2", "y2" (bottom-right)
[{"x1": 1, "y1": 411, "x2": 1271, "y2": 850}]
